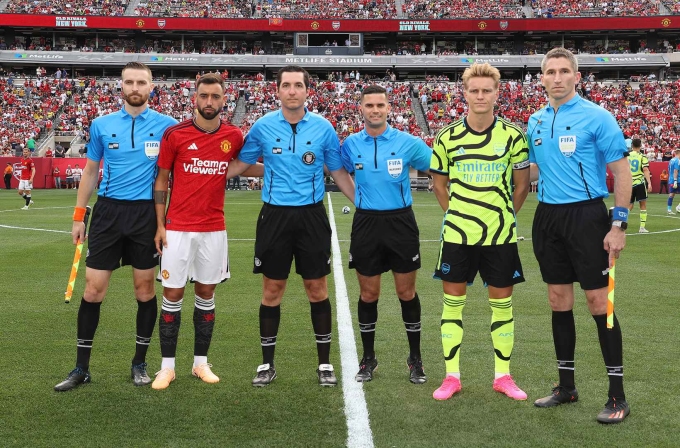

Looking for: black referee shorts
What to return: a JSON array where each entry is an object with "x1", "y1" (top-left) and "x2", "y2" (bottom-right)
[
  {"x1": 532, "y1": 198, "x2": 609, "y2": 290},
  {"x1": 630, "y1": 183, "x2": 648, "y2": 203},
  {"x1": 253, "y1": 202, "x2": 331, "y2": 280},
  {"x1": 86, "y1": 197, "x2": 158, "y2": 271},
  {"x1": 349, "y1": 206, "x2": 421, "y2": 276}
]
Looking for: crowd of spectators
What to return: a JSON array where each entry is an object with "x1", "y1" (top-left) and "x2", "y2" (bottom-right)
[
  {"x1": 404, "y1": 0, "x2": 525, "y2": 19},
  {"x1": 259, "y1": 0, "x2": 396, "y2": 19},
  {"x1": 0, "y1": 0, "x2": 671, "y2": 18},
  {"x1": 416, "y1": 76, "x2": 680, "y2": 159},
  {"x1": 5, "y1": 0, "x2": 128, "y2": 16},
  {"x1": 0, "y1": 76, "x2": 73, "y2": 155},
  {"x1": 4, "y1": 71, "x2": 680, "y2": 164},
  {"x1": 136, "y1": 0, "x2": 252, "y2": 18},
  {"x1": 530, "y1": 0, "x2": 658, "y2": 18}
]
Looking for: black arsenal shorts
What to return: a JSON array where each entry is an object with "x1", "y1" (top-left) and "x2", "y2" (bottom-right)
[{"x1": 434, "y1": 242, "x2": 524, "y2": 288}]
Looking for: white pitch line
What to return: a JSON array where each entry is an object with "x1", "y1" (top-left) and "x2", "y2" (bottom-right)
[
  {"x1": 0, "y1": 224, "x2": 71, "y2": 234},
  {"x1": 327, "y1": 193, "x2": 374, "y2": 448}
]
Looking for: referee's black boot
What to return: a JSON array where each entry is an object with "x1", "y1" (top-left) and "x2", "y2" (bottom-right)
[
  {"x1": 131, "y1": 362, "x2": 152, "y2": 386},
  {"x1": 54, "y1": 367, "x2": 91, "y2": 392},
  {"x1": 534, "y1": 385, "x2": 579, "y2": 407}
]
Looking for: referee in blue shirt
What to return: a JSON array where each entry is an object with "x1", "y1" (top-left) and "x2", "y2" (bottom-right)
[
  {"x1": 528, "y1": 48, "x2": 632, "y2": 423},
  {"x1": 233, "y1": 66, "x2": 355, "y2": 387},
  {"x1": 55, "y1": 62, "x2": 177, "y2": 391},
  {"x1": 340, "y1": 84, "x2": 431, "y2": 384}
]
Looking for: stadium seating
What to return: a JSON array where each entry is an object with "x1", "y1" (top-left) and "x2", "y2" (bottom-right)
[
  {"x1": 259, "y1": 0, "x2": 397, "y2": 19},
  {"x1": 5, "y1": 0, "x2": 128, "y2": 16},
  {"x1": 530, "y1": 0, "x2": 658, "y2": 18},
  {"x1": 0, "y1": 77, "x2": 72, "y2": 154},
  {"x1": 403, "y1": 0, "x2": 525, "y2": 19}
]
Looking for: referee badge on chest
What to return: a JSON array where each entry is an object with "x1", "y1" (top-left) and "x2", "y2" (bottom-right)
[
  {"x1": 558, "y1": 136, "x2": 576, "y2": 157},
  {"x1": 144, "y1": 141, "x2": 160, "y2": 160},
  {"x1": 302, "y1": 151, "x2": 316, "y2": 165},
  {"x1": 387, "y1": 159, "x2": 403, "y2": 178}
]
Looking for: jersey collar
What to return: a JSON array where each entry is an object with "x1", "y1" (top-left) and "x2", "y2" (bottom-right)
[
  {"x1": 546, "y1": 93, "x2": 581, "y2": 112},
  {"x1": 276, "y1": 107, "x2": 311, "y2": 124},
  {"x1": 360, "y1": 124, "x2": 393, "y2": 141},
  {"x1": 120, "y1": 105, "x2": 151, "y2": 120}
]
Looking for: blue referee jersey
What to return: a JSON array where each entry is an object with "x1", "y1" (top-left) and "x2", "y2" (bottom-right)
[
  {"x1": 88, "y1": 107, "x2": 177, "y2": 200},
  {"x1": 341, "y1": 124, "x2": 431, "y2": 210},
  {"x1": 527, "y1": 95, "x2": 626, "y2": 204},
  {"x1": 239, "y1": 108, "x2": 343, "y2": 206}
]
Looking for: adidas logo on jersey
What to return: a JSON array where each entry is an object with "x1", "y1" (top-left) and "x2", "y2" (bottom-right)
[{"x1": 187, "y1": 143, "x2": 198, "y2": 150}]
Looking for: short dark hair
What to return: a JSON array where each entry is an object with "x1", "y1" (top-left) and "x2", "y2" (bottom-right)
[
  {"x1": 196, "y1": 73, "x2": 225, "y2": 92},
  {"x1": 361, "y1": 84, "x2": 387, "y2": 98},
  {"x1": 121, "y1": 62, "x2": 152, "y2": 78},
  {"x1": 276, "y1": 65, "x2": 309, "y2": 89},
  {"x1": 631, "y1": 138, "x2": 642, "y2": 149}
]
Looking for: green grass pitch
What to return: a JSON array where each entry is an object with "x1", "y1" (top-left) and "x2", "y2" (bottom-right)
[{"x1": 0, "y1": 188, "x2": 677, "y2": 447}]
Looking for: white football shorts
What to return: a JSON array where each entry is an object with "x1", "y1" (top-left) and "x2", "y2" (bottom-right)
[
  {"x1": 18, "y1": 180, "x2": 32, "y2": 190},
  {"x1": 158, "y1": 230, "x2": 230, "y2": 288}
]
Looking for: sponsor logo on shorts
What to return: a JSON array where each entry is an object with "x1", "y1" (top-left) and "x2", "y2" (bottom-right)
[
  {"x1": 441, "y1": 263, "x2": 451, "y2": 274},
  {"x1": 412, "y1": 254, "x2": 419, "y2": 262},
  {"x1": 302, "y1": 151, "x2": 316, "y2": 165},
  {"x1": 161, "y1": 269, "x2": 170, "y2": 279},
  {"x1": 254, "y1": 257, "x2": 262, "y2": 267},
  {"x1": 183, "y1": 158, "x2": 228, "y2": 175}
]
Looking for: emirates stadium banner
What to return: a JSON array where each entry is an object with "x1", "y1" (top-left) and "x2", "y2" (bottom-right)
[
  {"x1": 0, "y1": 14, "x2": 679, "y2": 32},
  {"x1": 0, "y1": 51, "x2": 670, "y2": 69}
]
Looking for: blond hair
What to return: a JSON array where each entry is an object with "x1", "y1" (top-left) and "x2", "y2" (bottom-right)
[
  {"x1": 541, "y1": 47, "x2": 579, "y2": 73},
  {"x1": 462, "y1": 63, "x2": 500, "y2": 89}
]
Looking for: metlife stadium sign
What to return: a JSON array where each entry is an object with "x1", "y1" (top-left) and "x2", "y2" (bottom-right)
[{"x1": 0, "y1": 51, "x2": 670, "y2": 69}]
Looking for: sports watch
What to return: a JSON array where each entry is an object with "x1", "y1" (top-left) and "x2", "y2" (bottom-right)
[{"x1": 611, "y1": 220, "x2": 628, "y2": 231}]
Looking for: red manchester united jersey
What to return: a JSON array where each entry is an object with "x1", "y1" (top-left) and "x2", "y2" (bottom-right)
[
  {"x1": 158, "y1": 119, "x2": 244, "y2": 232},
  {"x1": 20, "y1": 157, "x2": 34, "y2": 180}
]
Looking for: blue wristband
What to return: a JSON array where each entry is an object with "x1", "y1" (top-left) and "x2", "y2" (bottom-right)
[{"x1": 612, "y1": 206, "x2": 629, "y2": 223}]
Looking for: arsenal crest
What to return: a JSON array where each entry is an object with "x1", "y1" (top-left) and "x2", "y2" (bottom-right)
[
  {"x1": 158, "y1": 19, "x2": 166, "y2": 29},
  {"x1": 332, "y1": 21, "x2": 340, "y2": 30}
]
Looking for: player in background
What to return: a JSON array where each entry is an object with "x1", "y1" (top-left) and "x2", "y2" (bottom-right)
[
  {"x1": 55, "y1": 62, "x2": 178, "y2": 392},
  {"x1": 340, "y1": 84, "x2": 432, "y2": 384},
  {"x1": 228, "y1": 65, "x2": 355, "y2": 387},
  {"x1": 528, "y1": 48, "x2": 632, "y2": 424},
  {"x1": 150, "y1": 74, "x2": 260, "y2": 390},
  {"x1": 627, "y1": 138, "x2": 651, "y2": 232},
  {"x1": 430, "y1": 63, "x2": 530, "y2": 401},
  {"x1": 666, "y1": 149, "x2": 680, "y2": 214},
  {"x1": 18, "y1": 148, "x2": 35, "y2": 209}
]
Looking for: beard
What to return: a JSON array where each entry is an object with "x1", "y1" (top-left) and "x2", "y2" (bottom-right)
[
  {"x1": 122, "y1": 92, "x2": 148, "y2": 107},
  {"x1": 197, "y1": 105, "x2": 220, "y2": 120}
]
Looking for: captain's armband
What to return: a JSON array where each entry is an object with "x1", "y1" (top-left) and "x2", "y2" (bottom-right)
[
  {"x1": 154, "y1": 190, "x2": 167, "y2": 205},
  {"x1": 513, "y1": 160, "x2": 530, "y2": 170}
]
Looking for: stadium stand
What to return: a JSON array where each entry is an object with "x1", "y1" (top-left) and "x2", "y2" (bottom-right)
[
  {"x1": 403, "y1": 0, "x2": 526, "y2": 19},
  {"x1": 530, "y1": 0, "x2": 659, "y2": 18},
  {"x1": 5, "y1": 0, "x2": 128, "y2": 16}
]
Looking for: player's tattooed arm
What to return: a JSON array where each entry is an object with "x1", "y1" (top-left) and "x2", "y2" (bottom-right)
[{"x1": 154, "y1": 190, "x2": 167, "y2": 205}]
